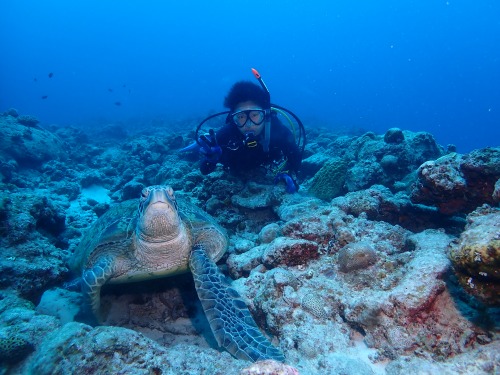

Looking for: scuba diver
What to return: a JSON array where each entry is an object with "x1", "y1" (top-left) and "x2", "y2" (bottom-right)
[{"x1": 184, "y1": 69, "x2": 306, "y2": 193}]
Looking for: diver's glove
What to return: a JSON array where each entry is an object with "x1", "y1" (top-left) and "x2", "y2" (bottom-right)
[
  {"x1": 199, "y1": 130, "x2": 222, "y2": 163},
  {"x1": 274, "y1": 173, "x2": 299, "y2": 194},
  {"x1": 199, "y1": 130, "x2": 221, "y2": 175}
]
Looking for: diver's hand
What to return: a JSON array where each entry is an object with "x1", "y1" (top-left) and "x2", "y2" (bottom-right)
[
  {"x1": 198, "y1": 131, "x2": 221, "y2": 163},
  {"x1": 274, "y1": 173, "x2": 298, "y2": 194}
]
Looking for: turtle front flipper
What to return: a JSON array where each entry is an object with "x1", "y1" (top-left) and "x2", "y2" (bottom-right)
[
  {"x1": 81, "y1": 256, "x2": 115, "y2": 322},
  {"x1": 189, "y1": 246, "x2": 285, "y2": 362}
]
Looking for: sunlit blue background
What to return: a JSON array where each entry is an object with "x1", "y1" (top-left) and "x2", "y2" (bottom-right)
[{"x1": 1, "y1": 1, "x2": 499, "y2": 153}]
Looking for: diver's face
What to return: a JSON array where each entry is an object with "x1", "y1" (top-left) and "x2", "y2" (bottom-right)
[{"x1": 232, "y1": 101, "x2": 265, "y2": 137}]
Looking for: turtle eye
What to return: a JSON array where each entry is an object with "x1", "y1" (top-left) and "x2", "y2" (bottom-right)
[
  {"x1": 141, "y1": 189, "x2": 149, "y2": 199},
  {"x1": 166, "y1": 186, "x2": 175, "y2": 200}
]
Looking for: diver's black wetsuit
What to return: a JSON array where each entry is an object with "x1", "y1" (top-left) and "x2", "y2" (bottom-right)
[{"x1": 200, "y1": 114, "x2": 302, "y2": 176}]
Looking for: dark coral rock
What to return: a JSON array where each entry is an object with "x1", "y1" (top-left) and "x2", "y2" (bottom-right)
[
  {"x1": 384, "y1": 128, "x2": 405, "y2": 144},
  {"x1": 0, "y1": 116, "x2": 67, "y2": 167},
  {"x1": 380, "y1": 154, "x2": 400, "y2": 173},
  {"x1": 29, "y1": 196, "x2": 66, "y2": 237},
  {"x1": 16, "y1": 115, "x2": 40, "y2": 127},
  {"x1": 0, "y1": 247, "x2": 69, "y2": 302},
  {"x1": 92, "y1": 202, "x2": 110, "y2": 217},
  {"x1": 4, "y1": 108, "x2": 19, "y2": 118},
  {"x1": 80, "y1": 170, "x2": 105, "y2": 188},
  {"x1": 345, "y1": 159, "x2": 384, "y2": 192},
  {"x1": 0, "y1": 159, "x2": 16, "y2": 182},
  {"x1": 165, "y1": 134, "x2": 185, "y2": 149},
  {"x1": 51, "y1": 181, "x2": 81, "y2": 201},
  {"x1": 406, "y1": 131, "x2": 443, "y2": 165},
  {"x1": 121, "y1": 179, "x2": 145, "y2": 201},
  {"x1": 5, "y1": 212, "x2": 36, "y2": 244}
]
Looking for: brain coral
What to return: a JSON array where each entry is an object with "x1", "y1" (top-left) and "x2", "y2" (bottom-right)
[
  {"x1": 337, "y1": 241, "x2": 378, "y2": 272},
  {"x1": 301, "y1": 293, "x2": 329, "y2": 319},
  {"x1": 308, "y1": 158, "x2": 348, "y2": 201}
]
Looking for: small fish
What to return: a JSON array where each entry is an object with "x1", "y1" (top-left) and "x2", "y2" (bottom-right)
[
  {"x1": 48, "y1": 72, "x2": 53, "y2": 78},
  {"x1": 41, "y1": 95, "x2": 48, "y2": 99},
  {"x1": 114, "y1": 101, "x2": 122, "y2": 106},
  {"x1": 34, "y1": 77, "x2": 38, "y2": 82},
  {"x1": 108, "y1": 88, "x2": 113, "y2": 92}
]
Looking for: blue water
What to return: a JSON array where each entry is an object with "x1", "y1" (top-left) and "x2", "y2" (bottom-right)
[{"x1": 1, "y1": 1, "x2": 499, "y2": 153}]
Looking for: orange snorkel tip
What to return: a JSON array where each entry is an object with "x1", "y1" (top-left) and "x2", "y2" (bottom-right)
[
  {"x1": 251, "y1": 67, "x2": 269, "y2": 97},
  {"x1": 251, "y1": 68, "x2": 261, "y2": 80}
]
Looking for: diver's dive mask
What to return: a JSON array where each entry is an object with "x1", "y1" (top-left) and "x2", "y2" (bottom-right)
[{"x1": 231, "y1": 109, "x2": 266, "y2": 128}]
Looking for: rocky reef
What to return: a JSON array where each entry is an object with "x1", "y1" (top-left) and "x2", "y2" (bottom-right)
[{"x1": 0, "y1": 111, "x2": 499, "y2": 374}]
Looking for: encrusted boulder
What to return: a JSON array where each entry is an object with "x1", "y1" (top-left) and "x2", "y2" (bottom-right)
[
  {"x1": 384, "y1": 128, "x2": 405, "y2": 144},
  {"x1": 232, "y1": 182, "x2": 280, "y2": 209},
  {"x1": 448, "y1": 206, "x2": 500, "y2": 305},
  {"x1": 0, "y1": 113, "x2": 66, "y2": 167},
  {"x1": 337, "y1": 241, "x2": 378, "y2": 272},
  {"x1": 411, "y1": 148, "x2": 500, "y2": 215},
  {"x1": 262, "y1": 237, "x2": 319, "y2": 268}
]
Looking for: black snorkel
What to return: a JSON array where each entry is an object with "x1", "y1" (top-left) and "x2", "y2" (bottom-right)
[{"x1": 251, "y1": 68, "x2": 272, "y2": 152}]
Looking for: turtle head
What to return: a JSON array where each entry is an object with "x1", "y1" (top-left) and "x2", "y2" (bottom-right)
[{"x1": 136, "y1": 185, "x2": 182, "y2": 241}]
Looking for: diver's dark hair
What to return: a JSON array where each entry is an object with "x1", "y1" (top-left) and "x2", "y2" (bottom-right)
[{"x1": 224, "y1": 81, "x2": 269, "y2": 111}]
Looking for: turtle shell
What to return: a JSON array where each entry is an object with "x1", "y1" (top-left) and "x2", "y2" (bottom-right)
[
  {"x1": 69, "y1": 200, "x2": 138, "y2": 274},
  {"x1": 69, "y1": 195, "x2": 228, "y2": 276}
]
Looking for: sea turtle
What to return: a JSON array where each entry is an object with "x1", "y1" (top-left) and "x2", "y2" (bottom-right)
[{"x1": 69, "y1": 185, "x2": 284, "y2": 362}]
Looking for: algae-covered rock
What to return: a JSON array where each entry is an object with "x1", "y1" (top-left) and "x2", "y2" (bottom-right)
[
  {"x1": 448, "y1": 206, "x2": 500, "y2": 305},
  {"x1": 0, "y1": 333, "x2": 34, "y2": 365},
  {"x1": 308, "y1": 158, "x2": 348, "y2": 201},
  {"x1": 0, "y1": 113, "x2": 66, "y2": 167}
]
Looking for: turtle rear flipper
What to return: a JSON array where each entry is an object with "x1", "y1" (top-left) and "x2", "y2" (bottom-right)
[{"x1": 189, "y1": 246, "x2": 285, "y2": 362}]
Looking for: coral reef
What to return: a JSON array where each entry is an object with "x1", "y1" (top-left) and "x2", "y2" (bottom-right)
[{"x1": 1, "y1": 110, "x2": 499, "y2": 374}]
